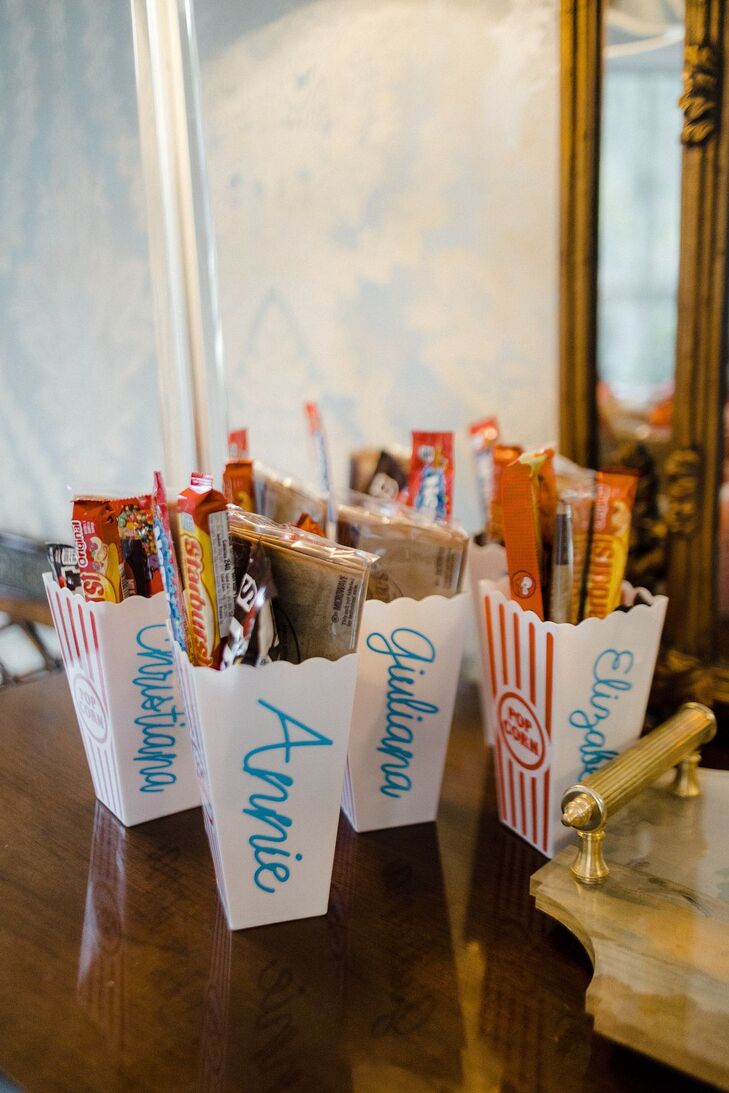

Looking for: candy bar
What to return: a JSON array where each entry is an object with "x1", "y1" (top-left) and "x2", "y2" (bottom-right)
[
  {"x1": 364, "y1": 450, "x2": 409, "y2": 502},
  {"x1": 177, "y1": 477, "x2": 236, "y2": 667},
  {"x1": 71, "y1": 498, "x2": 128, "y2": 603},
  {"x1": 501, "y1": 460, "x2": 544, "y2": 619},
  {"x1": 47, "y1": 544, "x2": 81, "y2": 592},
  {"x1": 468, "y1": 417, "x2": 500, "y2": 536},
  {"x1": 222, "y1": 459, "x2": 255, "y2": 511},
  {"x1": 408, "y1": 431, "x2": 454, "y2": 522},
  {"x1": 228, "y1": 428, "x2": 249, "y2": 459},
  {"x1": 583, "y1": 471, "x2": 638, "y2": 618},
  {"x1": 490, "y1": 444, "x2": 523, "y2": 543},
  {"x1": 220, "y1": 540, "x2": 278, "y2": 670},
  {"x1": 116, "y1": 496, "x2": 163, "y2": 598}
]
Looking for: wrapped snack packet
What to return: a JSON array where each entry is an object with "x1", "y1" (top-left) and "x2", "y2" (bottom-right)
[
  {"x1": 468, "y1": 417, "x2": 500, "y2": 536},
  {"x1": 220, "y1": 539, "x2": 278, "y2": 669},
  {"x1": 549, "y1": 500, "x2": 573, "y2": 623},
  {"x1": 152, "y1": 471, "x2": 188, "y2": 651},
  {"x1": 364, "y1": 450, "x2": 409, "y2": 502},
  {"x1": 337, "y1": 491, "x2": 468, "y2": 603},
  {"x1": 228, "y1": 509, "x2": 374, "y2": 663},
  {"x1": 222, "y1": 459, "x2": 255, "y2": 511},
  {"x1": 228, "y1": 428, "x2": 249, "y2": 459},
  {"x1": 116, "y1": 496, "x2": 163, "y2": 598},
  {"x1": 254, "y1": 463, "x2": 328, "y2": 529},
  {"x1": 408, "y1": 431, "x2": 454, "y2": 522},
  {"x1": 517, "y1": 447, "x2": 556, "y2": 597},
  {"x1": 72, "y1": 498, "x2": 128, "y2": 603},
  {"x1": 178, "y1": 477, "x2": 236, "y2": 667},
  {"x1": 47, "y1": 544, "x2": 81, "y2": 592},
  {"x1": 583, "y1": 471, "x2": 638, "y2": 618},
  {"x1": 501, "y1": 461, "x2": 544, "y2": 619},
  {"x1": 490, "y1": 444, "x2": 523, "y2": 543},
  {"x1": 304, "y1": 401, "x2": 336, "y2": 526},
  {"x1": 350, "y1": 446, "x2": 410, "y2": 498},
  {"x1": 554, "y1": 454, "x2": 596, "y2": 623}
]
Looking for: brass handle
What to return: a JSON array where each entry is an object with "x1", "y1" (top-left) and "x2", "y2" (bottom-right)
[{"x1": 560, "y1": 702, "x2": 716, "y2": 884}]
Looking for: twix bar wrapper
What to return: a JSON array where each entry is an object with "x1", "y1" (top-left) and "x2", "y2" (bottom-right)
[
  {"x1": 223, "y1": 459, "x2": 255, "y2": 512},
  {"x1": 501, "y1": 460, "x2": 544, "y2": 620},
  {"x1": 72, "y1": 498, "x2": 128, "y2": 603},
  {"x1": 490, "y1": 444, "x2": 523, "y2": 543},
  {"x1": 583, "y1": 471, "x2": 638, "y2": 619},
  {"x1": 178, "y1": 477, "x2": 236, "y2": 667},
  {"x1": 408, "y1": 431, "x2": 454, "y2": 522}
]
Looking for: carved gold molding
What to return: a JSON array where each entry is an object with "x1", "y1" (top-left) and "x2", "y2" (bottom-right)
[
  {"x1": 664, "y1": 448, "x2": 702, "y2": 536},
  {"x1": 680, "y1": 42, "x2": 720, "y2": 145}
]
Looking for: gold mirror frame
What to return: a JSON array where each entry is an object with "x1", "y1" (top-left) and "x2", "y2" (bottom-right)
[{"x1": 560, "y1": 0, "x2": 729, "y2": 708}]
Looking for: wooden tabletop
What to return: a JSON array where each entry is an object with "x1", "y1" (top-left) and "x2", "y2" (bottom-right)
[{"x1": 0, "y1": 673, "x2": 715, "y2": 1092}]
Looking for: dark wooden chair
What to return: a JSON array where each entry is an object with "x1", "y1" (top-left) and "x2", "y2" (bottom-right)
[{"x1": 0, "y1": 532, "x2": 61, "y2": 686}]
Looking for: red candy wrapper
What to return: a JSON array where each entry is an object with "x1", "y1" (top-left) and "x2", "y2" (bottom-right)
[
  {"x1": 228, "y1": 428, "x2": 249, "y2": 459},
  {"x1": 72, "y1": 498, "x2": 129, "y2": 603},
  {"x1": 407, "y1": 431, "x2": 454, "y2": 522}
]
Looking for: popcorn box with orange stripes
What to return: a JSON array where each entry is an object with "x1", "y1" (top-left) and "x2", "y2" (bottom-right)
[
  {"x1": 467, "y1": 540, "x2": 508, "y2": 743},
  {"x1": 174, "y1": 642, "x2": 359, "y2": 930},
  {"x1": 479, "y1": 578, "x2": 668, "y2": 857},
  {"x1": 342, "y1": 592, "x2": 469, "y2": 832},
  {"x1": 44, "y1": 575, "x2": 200, "y2": 826}
]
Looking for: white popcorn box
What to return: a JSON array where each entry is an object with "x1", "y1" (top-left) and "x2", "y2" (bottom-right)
[
  {"x1": 342, "y1": 592, "x2": 469, "y2": 832},
  {"x1": 467, "y1": 540, "x2": 508, "y2": 742},
  {"x1": 44, "y1": 575, "x2": 200, "y2": 826},
  {"x1": 174, "y1": 646, "x2": 358, "y2": 930},
  {"x1": 480, "y1": 578, "x2": 668, "y2": 857}
]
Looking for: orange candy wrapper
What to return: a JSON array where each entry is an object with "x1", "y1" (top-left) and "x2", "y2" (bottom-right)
[
  {"x1": 583, "y1": 471, "x2": 638, "y2": 618},
  {"x1": 501, "y1": 460, "x2": 545, "y2": 620},
  {"x1": 177, "y1": 477, "x2": 236, "y2": 667},
  {"x1": 72, "y1": 498, "x2": 128, "y2": 603},
  {"x1": 295, "y1": 512, "x2": 326, "y2": 537},
  {"x1": 490, "y1": 444, "x2": 523, "y2": 543},
  {"x1": 222, "y1": 459, "x2": 255, "y2": 511}
]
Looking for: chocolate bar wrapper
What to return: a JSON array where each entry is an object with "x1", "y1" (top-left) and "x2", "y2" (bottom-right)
[
  {"x1": 71, "y1": 498, "x2": 128, "y2": 603},
  {"x1": 228, "y1": 509, "x2": 374, "y2": 663},
  {"x1": 115, "y1": 496, "x2": 163, "y2": 598},
  {"x1": 337, "y1": 492, "x2": 468, "y2": 603},
  {"x1": 47, "y1": 544, "x2": 81, "y2": 592},
  {"x1": 220, "y1": 540, "x2": 278, "y2": 669},
  {"x1": 364, "y1": 449, "x2": 409, "y2": 502},
  {"x1": 152, "y1": 471, "x2": 188, "y2": 651},
  {"x1": 350, "y1": 446, "x2": 410, "y2": 497},
  {"x1": 222, "y1": 459, "x2": 255, "y2": 511},
  {"x1": 254, "y1": 463, "x2": 328, "y2": 528},
  {"x1": 178, "y1": 479, "x2": 236, "y2": 667},
  {"x1": 584, "y1": 471, "x2": 638, "y2": 618}
]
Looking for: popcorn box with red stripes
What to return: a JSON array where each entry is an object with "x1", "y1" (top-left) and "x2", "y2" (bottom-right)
[
  {"x1": 174, "y1": 643, "x2": 358, "y2": 930},
  {"x1": 479, "y1": 579, "x2": 668, "y2": 857},
  {"x1": 342, "y1": 592, "x2": 469, "y2": 832},
  {"x1": 44, "y1": 575, "x2": 200, "y2": 826},
  {"x1": 467, "y1": 541, "x2": 508, "y2": 743}
]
